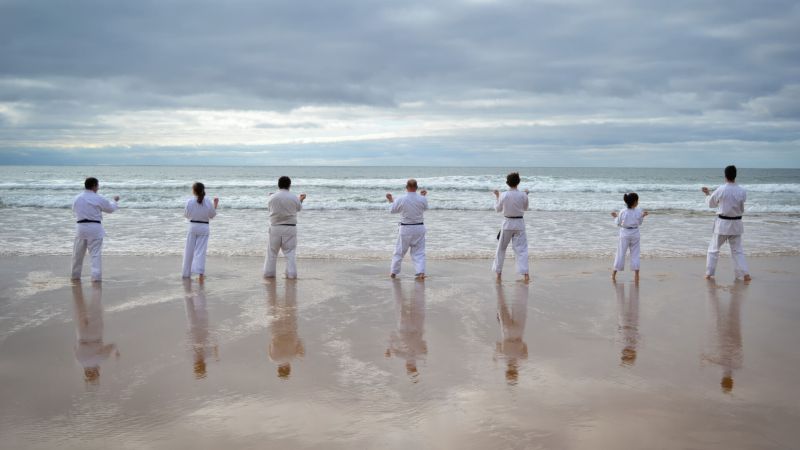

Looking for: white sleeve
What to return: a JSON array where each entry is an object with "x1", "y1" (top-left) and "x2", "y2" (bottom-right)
[
  {"x1": 494, "y1": 193, "x2": 505, "y2": 213},
  {"x1": 184, "y1": 200, "x2": 191, "y2": 219},
  {"x1": 422, "y1": 196, "x2": 429, "y2": 211},
  {"x1": 707, "y1": 187, "x2": 721, "y2": 208},
  {"x1": 614, "y1": 209, "x2": 623, "y2": 227},
  {"x1": 390, "y1": 197, "x2": 401, "y2": 214},
  {"x1": 296, "y1": 196, "x2": 303, "y2": 212},
  {"x1": 99, "y1": 196, "x2": 118, "y2": 213},
  {"x1": 523, "y1": 192, "x2": 529, "y2": 211},
  {"x1": 206, "y1": 198, "x2": 217, "y2": 219}
]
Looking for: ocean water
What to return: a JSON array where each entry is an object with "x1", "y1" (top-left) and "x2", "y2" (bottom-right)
[{"x1": 1, "y1": 166, "x2": 798, "y2": 259}]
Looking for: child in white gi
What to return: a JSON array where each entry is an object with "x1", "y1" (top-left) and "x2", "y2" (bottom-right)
[
  {"x1": 492, "y1": 172, "x2": 530, "y2": 282},
  {"x1": 611, "y1": 192, "x2": 648, "y2": 282},
  {"x1": 387, "y1": 179, "x2": 428, "y2": 279},
  {"x1": 182, "y1": 182, "x2": 219, "y2": 281}
]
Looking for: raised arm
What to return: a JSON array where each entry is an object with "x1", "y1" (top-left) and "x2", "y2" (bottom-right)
[
  {"x1": 297, "y1": 193, "x2": 305, "y2": 211},
  {"x1": 207, "y1": 197, "x2": 218, "y2": 219},
  {"x1": 99, "y1": 195, "x2": 119, "y2": 213},
  {"x1": 523, "y1": 190, "x2": 529, "y2": 211},
  {"x1": 494, "y1": 191, "x2": 504, "y2": 213},
  {"x1": 389, "y1": 195, "x2": 401, "y2": 214},
  {"x1": 705, "y1": 186, "x2": 721, "y2": 208}
]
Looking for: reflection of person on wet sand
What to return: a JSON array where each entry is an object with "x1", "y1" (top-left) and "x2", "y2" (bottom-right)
[
  {"x1": 266, "y1": 279, "x2": 304, "y2": 379},
  {"x1": 494, "y1": 282, "x2": 529, "y2": 384},
  {"x1": 183, "y1": 279, "x2": 218, "y2": 379},
  {"x1": 614, "y1": 281, "x2": 640, "y2": 366},
  {"x1": 386, "y1": 279, "x2": 427, "y2": 379},
  {"x1": 702, "y1": 280, "x2": 744, "y2": 393},
  {"x1": 71, "y1": 281, "x2": 118, "y2": 384}
]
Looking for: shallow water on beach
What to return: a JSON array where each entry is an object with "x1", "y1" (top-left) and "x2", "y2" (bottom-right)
[
  {"x1": 1, "y1": 256, "x2": 799, "y2": 449},
  {"x1": 1, "y1": 166, "x2": 799, "y2": 259}
]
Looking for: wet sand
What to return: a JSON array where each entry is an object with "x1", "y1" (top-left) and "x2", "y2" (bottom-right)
[{"x1": 0, "y1": 255, "x2": 799, "y2": 449}]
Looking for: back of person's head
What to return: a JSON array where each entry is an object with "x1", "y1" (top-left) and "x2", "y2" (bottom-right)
[
  {"x1": 192, "y1": 182, "x2": 206, "y2": 204},
  {"x1": 406, "y1": 179, "x2": 418, "y2": 191},
  {"x1": 278, "y1": 176, "x2": 291, "y2": 190},
  {"x1": 84, "y1": 177, "x2": 99, "y2": 190},
  {"x1": 623, "y1": 192, "x2": 639, "y2": 209},
  {"x1": 506, "y1": 172, "x2": 521, "y2": 187},
  {"x1": 724, "y1": 165, "x2": 737, "y2": 181}
]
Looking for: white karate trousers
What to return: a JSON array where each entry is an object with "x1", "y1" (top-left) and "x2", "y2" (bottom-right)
[
  {"x1": 706, "y1": 234, "x2": 750, "y2": 279},
  {"x1": 72, "y1": 237, "x2": 104, "y2": 281},
  {"x1": 182, "y1": 224, "x2": 210, "y2": 278},
  {"x1": 264, "y1": 225, "x2": 298, "y2": 278},
  {"x1": 391, "y1": 225, "x2": 426, "y2": 275},
  {"x1": 493, "y1": 229, "x2": 529, "y2": 275},
  {"x1": 613, "y1": 233, "x2": 640, "y2": 271}
]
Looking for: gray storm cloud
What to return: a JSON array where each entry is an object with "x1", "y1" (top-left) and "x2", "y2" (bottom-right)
[{"x1": 0, "y1": 0, "x2": 798, "y2": 166}]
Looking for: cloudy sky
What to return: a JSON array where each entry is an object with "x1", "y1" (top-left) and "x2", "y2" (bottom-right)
[{"x1": 1, "y1": 0, "x2": 798, "y2": 166}]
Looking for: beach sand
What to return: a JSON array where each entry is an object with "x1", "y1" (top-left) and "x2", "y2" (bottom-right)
[{"x1": 1, "y1": 255, "x2": 799, "y2": 449}]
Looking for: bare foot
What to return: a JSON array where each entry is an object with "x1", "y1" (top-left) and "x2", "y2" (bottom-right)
[
  {"x1": 198, "y1": 274, "x2": 205, "y2": 283},
  {"x1": 523, "y1": 273, "x2": 530, "y2": 283},
  {"x1": 743, "y1": 274, "x2": 752, "y2": 283},
  {"x1": 415, "y1": 273, "x2": 425, "y2": 280},
  {"x1": 263, "y1": 274, "x2": 276, "y2": 279},
  {"x1": 611, "y1": 271, "x2": 617, "y2": 281},
  {"x1": 634, "y1": 271, "x2": 640, "y2": 283},
  {"x1": 704, "y1": 274, "x2": 713, "y2": 280},
  {"x1": 390, "y1": 273, "x2": 397, "y2": 279},
  {"x1": 496, "y1": 273, "x2": 502, "y2": 281}
]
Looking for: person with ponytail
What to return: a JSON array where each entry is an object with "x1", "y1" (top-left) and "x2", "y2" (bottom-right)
[
  {"x1": 182, "y1": 182, "x2": 219, "y2": 281},
  {"x1": 611, "y1": 192, "x2": 648, "y2": 282}
]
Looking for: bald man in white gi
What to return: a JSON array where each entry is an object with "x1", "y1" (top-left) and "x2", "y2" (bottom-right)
[
  {"x1": 71, "y1": 177, "x2": 119, "y2": 282},
  {"x1": 702, "y1": 165, "x2": 752, "y2": 282},
  {"x1": 263, "y1": 176, "x2": 306, "y2": 279},
  {"x1": 387, "y1": 179, "x2": 428, "y2": 279},
  {"x1": 492, "y1": 172, "x2": 530, "y2": 282}
]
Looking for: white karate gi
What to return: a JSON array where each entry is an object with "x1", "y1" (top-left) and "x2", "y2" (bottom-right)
[
  {"x1": 613, "y1": 207, "x2": 644, "y2": 272},
  {"x1": 72, "y1": 282, "x2": 116, "y2": 379},
  {"x1": 705, "y1": 183, "x2": 750, "y2": 279},
  {"x1": 389, "y1": 192, "x2": 428, "y2": 275},
  {"x1": 182, "y1": 197, "x2": 217, "y2": 278},
  {"x1": 492, "y1": 189, "x2": 529, "y2": 275},
  {"x1": 71, "y1": 190, "x2": 118, "y2": 281},
  {"x1": 263, "y1": 189, "x2": 302, "y2": 278}
]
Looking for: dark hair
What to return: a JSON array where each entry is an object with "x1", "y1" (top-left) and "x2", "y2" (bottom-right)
[
  {"x1": 278, "y1": 176, "x2": 291, "y2": 189},
  {"x1": 406, "y1": 179, "x2": 418, "y2": 190},
  {"x1": 506, "y1": 172, "x2": 520, "y2": 187},
  {"x1": 84, "y1": 177, "x2": 99, "y2": 190},
  {"x1": 724, "y1": 165, "x2": 737, "y2": 181},
  {"x1": 623, "y1": 192, "x2": 639, "y2": 209},
  {"x1": 192, "y1": 182, "x2": 205, "y2": 204}
]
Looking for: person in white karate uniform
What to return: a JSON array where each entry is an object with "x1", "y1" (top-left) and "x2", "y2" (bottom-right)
[
  {"x1": 386, "y1": 179, "x2": 428, "y2": 279},
  {"x1": 182, "y1": 182, "x2": 219, "y2": 281},
  {"x1": 611, "y1": 192, "x2": 648, "y2": 282},
  {"x1": 492, "y1": 172, "x2": 530, "y2": 282},
  {"x1": 71, "y1": 177, "x2": 119, "y2": 282},
  {"x1": 702, "y1": 165, "x2": 752, "y2": 282},
  {"x1": 263, "y1": 176, "x2": 306, "y2": 279}
]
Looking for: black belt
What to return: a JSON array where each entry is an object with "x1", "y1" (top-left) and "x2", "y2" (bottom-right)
[
  {"x1": 505, "y1": 216, "x2": 524, "y2": 219},
  {"x1": 400, "y1": 222, "x2": 424, "y2": 226},
  {"x1": 190, "y1": 220, "x2": 209, "y2": 224},
  {"x1": 624, "y1": 226, "x2": 638, "y2": 229},
  {"x1": 718, "y1": 215, "x2": 742, "y2": 220},
  {"x1": 274, "y1": 224, "x2": 296, "y2": 226},
  {"x1": 77, "y1": 219, "x2": 101, "y2": 224}
]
